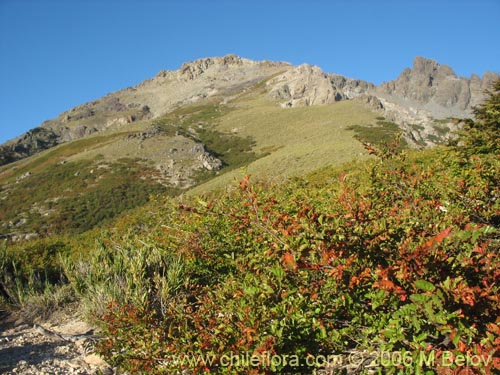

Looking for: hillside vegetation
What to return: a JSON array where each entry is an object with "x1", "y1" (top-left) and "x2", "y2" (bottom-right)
[
  {"x1": 0, "y1": 82, "x2": 498, "y2": 374},
  {"x1": 0, "y1": 83, "x2": 382, "y2": 240}
]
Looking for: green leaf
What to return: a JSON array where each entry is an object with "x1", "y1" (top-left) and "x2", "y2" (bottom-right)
[
  {"x1": 410, "y1": 294, "x2": 428, "y2": 304},
  {"x1": 415, "y1": 280, "x2": 435, "y2": 292},
  {"x1": 318, "y1": 215, "x2": 324, "y2": 225},
  {"x1": 197, "y1": 198, "x2": 208, "y2": 207},
  {"x1": 414, "y1": 332, "x2": 428, "y2": 342}
]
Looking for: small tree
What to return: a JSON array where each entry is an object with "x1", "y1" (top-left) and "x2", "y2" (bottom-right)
[{"x1": 458, "y1": 80, "x2": 500, "y2": 156}]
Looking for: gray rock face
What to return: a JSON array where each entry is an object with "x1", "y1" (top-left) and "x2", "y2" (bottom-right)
[
  {"x1": 267, "y1": 64, "x2": 373, "y2": 107},
  {"x1": 375, "y1": 56, "x2": 499, "y2": 116},
  {"x1": 198, "y1": 152, "x2": 223, "y2": 171},
  {"x1": 370, "y1": 57, "x2": 499, "y2": 146},
  {"x1": 180, "y1": 54, "x2": 246, "y2": 81},
  {"x1": 0, "y1": 128, "x2": 59, "y2": 165}
]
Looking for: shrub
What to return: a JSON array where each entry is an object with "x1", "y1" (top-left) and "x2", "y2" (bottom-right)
[
  {"x1": 456, "y1": 80, "x2": 500, "y2": 156},
  {"x1": 91, "y1": 144, "x2": 499, "y2": 374}
]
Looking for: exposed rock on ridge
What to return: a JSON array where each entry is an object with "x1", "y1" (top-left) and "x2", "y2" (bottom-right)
[
  {"x1": 369, "y1": 57, "x2": 499, "y2": 146},
  {"x1": 0, "y1": 128, "x2": 59, "y2": 165},
  {"x1": 264, "y1": 56, "x2": 498, "y2": 147},
  {"x1": 1, "y1": 55, "x2": 498, "y2": 166},
  {"x1": 267, "y1": 64, "x2": 373, "y2": 107},
  {"x1": 375, "y1": 56, "x2": 499, "y2": 118},
  {"x1": 180, "y1": 54, "x2": 246, "y2": 81}
]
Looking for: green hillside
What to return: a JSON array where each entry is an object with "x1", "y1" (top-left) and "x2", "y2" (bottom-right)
[
  {"x1": 192, "y1": 95, "x2": 379, "y2": 193},
  {"x1": 1, "y1": 75, "x2": 498, "y2": 375},
  {"x1": 0, "y1": 82, "x2": 387, "y2": 239}
]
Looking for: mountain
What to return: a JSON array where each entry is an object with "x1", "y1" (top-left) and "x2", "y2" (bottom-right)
[
  {"x1": 0, "y1": 55, "x2": 288, "y2": 166},
  {"x1": 370, "y1": 56, "x2": 500, "y2": 146},
  {"x1": 1, "y1": 55, "x2": 497, "y2": 163},
  {"x1": 2, "y1": 55, "x2": 498, "y2": 165},
  {"x1": 0, "y1": 55, "x2": 498, "y2": 241}
]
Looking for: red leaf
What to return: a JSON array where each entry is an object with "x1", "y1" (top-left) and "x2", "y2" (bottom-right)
[
  {"x1": 435, "y1": 227, "x2": 452, "y2": 242},
  {"x1": 239, "y1": 175, "x2": 251, "y2": 190},
  {"x1": 422, "y1": 227, "x2": 452, "y2": 249},
  {"x1": 374, "y1": 279, "x2": 396, "y2": 291},
  {"x1": 283, "y1": 252, "x2": 297, "y2": 271}
]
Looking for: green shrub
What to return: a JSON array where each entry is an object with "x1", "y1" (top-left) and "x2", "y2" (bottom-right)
[
  {"x1": 0, "y1": 157, "x2": 171, "y2": 237},
  {"x1": 0, "y1": 238, "x2": 76, "y2": 314},
  {"x1": 347, "y1": 118, "x2": 407, "y2": 149},
  {"x1": 455, "y1": 80, "x2": 500, "y2": 156},
  {"x1": 88, "y1": 145, "x2": 499, "y2": 374}
]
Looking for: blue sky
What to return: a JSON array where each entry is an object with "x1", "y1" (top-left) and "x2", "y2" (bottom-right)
[{"x1": 0, "y1": 0, "x2": 499, "y2": 144}]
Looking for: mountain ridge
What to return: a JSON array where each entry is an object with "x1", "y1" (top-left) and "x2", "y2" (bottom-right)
[
  {"x1": 1, "y1": 54, "x2": 498, "y2": 165},
  {"x1": 1, "y1": 54, "x2": 498, "y2": 240}
]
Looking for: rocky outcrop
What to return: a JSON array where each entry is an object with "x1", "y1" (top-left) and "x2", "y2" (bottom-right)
[
  {"x1": 330, "y1": 74, "x2": 374, "y2": 99},
  {"x1": 140, "y1": 135, "x2": 223, "y2": 188},
  {"x1": 268, "y1": 64, "x2": 338, "y2": 107},
  {"x1": 0, "y1": 128, "x2": 59, "y2": 166},
  {"x1": 369, "y1": 57, "x2": 499, "y2": 146},
  {"x1": 124, "y1": 125, "x2": 163, "y2": 141},
  {"x1": 180, "y1": 54, "x2": 246, "y2": 81},
  {"x1": 356, "y1": 94, "x2": 461, "y2": 147},
  {"x1": 375, "y1": 56, "x2": 499, "y2": 117},
  {"x1": 267, "y1": 64, "x2": 373, "y2": 107},
  {"x1": 178, "y1": 54, "x2": 289, "y2": 83},
  {"x1": 197, "y1": 150, "x2": 223, "y2": 172}
]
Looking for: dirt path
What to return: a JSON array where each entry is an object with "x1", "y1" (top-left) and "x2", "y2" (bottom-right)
[{"x1": 0, "y1": 310, "x2": 115, "y2": 375}]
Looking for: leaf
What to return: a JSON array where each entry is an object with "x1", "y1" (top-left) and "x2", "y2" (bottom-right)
[
  {"x1": 373, "y1": 279, "x2": 395, "y2": 291},
  {"x1": 318, "y1": 215, "x2": 324, "y2": 225},
  {"x1": 283, "y1": 252, "x2": 297, "y2": 271},
  {"x1": 197, "y1": 198, "x2": 208, "y2": 208},
  {"x1": 422, "y1": 227, "x2": 452, "y2": 249},
  {"x1": 239, "y1": 175, "x2": 251, "y2": 190},
  {"x1": 415, "y1": 280, "x2": 435, "y2": 292},
  {"x1": 414, "y1": 332, "x2": 428, "y2": 342},
  {"x1": 435, "y1": 227, "x2": 452, "y2": 242},
  {"x1": 410, "y1": 294, "x2": 428, "y2": 304}
]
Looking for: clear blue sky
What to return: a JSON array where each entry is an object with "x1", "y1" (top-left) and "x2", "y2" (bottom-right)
[{"x1": 1, "y1": 0, "x2": 499, "y2": 144}]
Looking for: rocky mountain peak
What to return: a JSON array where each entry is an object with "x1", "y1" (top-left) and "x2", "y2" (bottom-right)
[
  {"x1": 376, "y1": 56, "x2": 499, "y2": 115},
  {"x1": 357, "y1": 57, "x2": 499, "y2": 147},
  {"x1": 180, "y1": 54, "x2": 246, "y2": 80},
  {"x1": 0, "y1": 55, "x2": 498, "y2": 167},
  {"x1": 412, "y1": 56, "x2": 455, "y2": 78}
]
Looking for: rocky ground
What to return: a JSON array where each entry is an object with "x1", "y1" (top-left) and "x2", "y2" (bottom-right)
[{"x1": 0, "y1": 310, "x2": 116, "y2": 375}]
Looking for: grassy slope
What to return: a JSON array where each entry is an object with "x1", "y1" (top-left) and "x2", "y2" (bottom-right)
[
  {"x1": 0, "y1": 132, "x2": 128, "y2": 182},
  {"x1": 0, "y1": 78, "x2": 384, "y2": 239},
  {"x1": 191, "y1": 93, "x2": 378, "y2": 193},
  {"x1": 1, "y1": 78, "x2": 380, "y2": 191}
]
